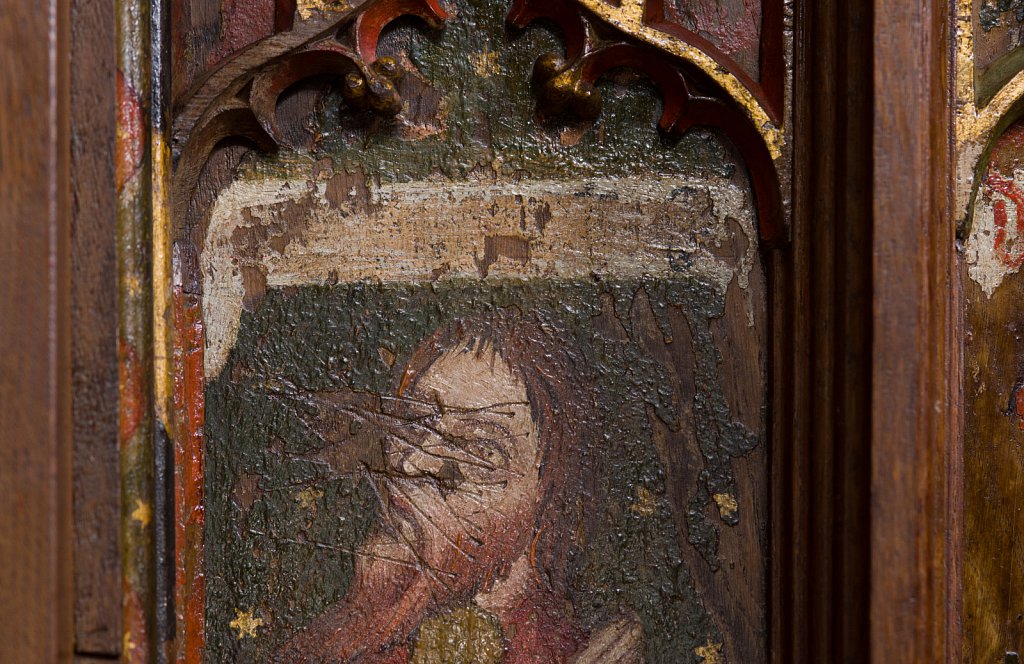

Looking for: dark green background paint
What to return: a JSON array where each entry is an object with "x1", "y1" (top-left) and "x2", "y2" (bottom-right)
[{"x1": 206, "y1": 278, "x2": 761, "y2": 663}]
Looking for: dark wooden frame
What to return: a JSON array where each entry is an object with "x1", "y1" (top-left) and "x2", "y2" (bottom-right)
[
  {"x1": 0, "y1": 0, "x2": 960, "y2": 663},
  {"x1": 0, "y1": 0, "x2": 74, "y2": 662}
]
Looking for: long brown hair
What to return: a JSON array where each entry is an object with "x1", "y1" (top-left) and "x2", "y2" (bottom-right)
[{"x1": 396, "y1": 307, "x2": 600, "y2": 595}]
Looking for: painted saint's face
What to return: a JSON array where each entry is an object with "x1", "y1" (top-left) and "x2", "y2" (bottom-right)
[{"x1": 381, "y1": 340, "x2": 542, "y2": 573}]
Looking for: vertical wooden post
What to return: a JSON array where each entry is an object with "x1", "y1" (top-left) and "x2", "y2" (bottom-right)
[
  {"x1": 786, "y1": 0, "x2": 875, "y2": 659},
  {"x1": 0, "y1": 0, "x2": 73, "y2": 660},
  {"x1": 872, "y1": 0, "x2": 958, "y2": 661},
  {"x1": 71, "y1": 0, "x2": 123, "y2": 655}
]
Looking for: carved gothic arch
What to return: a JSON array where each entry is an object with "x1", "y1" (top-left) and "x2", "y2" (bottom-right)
[{"x1": 170, "y1": 0, "x2": 789, "y2": 248}]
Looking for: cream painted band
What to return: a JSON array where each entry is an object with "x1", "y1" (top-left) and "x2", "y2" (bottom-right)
[{"x1": 201, "y1": 168, "x2": 758, "y2": 378}]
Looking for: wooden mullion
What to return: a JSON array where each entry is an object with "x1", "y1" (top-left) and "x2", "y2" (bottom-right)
[{"x1": 871, "y1": 0, "x2": 957, "y2": 661}]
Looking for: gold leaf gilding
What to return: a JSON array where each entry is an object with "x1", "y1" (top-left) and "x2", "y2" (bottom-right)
[
  {"x1": 469, "y1": 49, "x2": 501, "y2": 78},
  {"x1": 230, "y1": 608, "x2": 264, "y2": 639},
  {"x1": 713, "y1": 492, "x2": 738, "y2": 521},
  {"x1": 630, "y1": 485, "x2": 656, "y2": 516},
  {"x1": 695, "y1": 639, "x2": 724, "y2": 664},
  {"x1": 123, "y1": 631, "x2": 136, "y2": 655},
  {"x1": 412, "y1": 606, "x2": 504, "y2": 664},
  {"x1": 130, "y1": 499, "x2": 152, "y2": 527},
  {"x1": 294, "y1": 487, "x2": 324, "y2": 510},
  {"x1": 297, "y1": 0, "x2": 352, "y2": 20}
]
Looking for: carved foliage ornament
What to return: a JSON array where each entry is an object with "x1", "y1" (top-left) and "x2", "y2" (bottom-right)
[
  {"x1": 172, "y1": 0, "x2": 447, "y2": 225},
  {"x1": 172, "y1": 0, "x2": 785, "y2": 246}
]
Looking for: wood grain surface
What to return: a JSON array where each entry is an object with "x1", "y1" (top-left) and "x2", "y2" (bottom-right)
[
  {"x1": 964, "y1": 256, "x2": 1024, "y2": 663},
  {"x1": 71, "y1": 0, "x2": 121, "y2": 655},
  {"x1": 0, "y1": 0, "x2": 74, "y2": 661},
  {"x1": 872, "y1": 0, "x2": 958, "y2": 662},
  {"x1": 171, "y1": 0, "x2": 296, "y2": 104}
]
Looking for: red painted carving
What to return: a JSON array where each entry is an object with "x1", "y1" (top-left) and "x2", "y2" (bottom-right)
[
  {"x1": 509, "y1": 0, "x2": 783, "y2": 244},
  {"x1": 172, "y1": 0, "x2": 448, "y2": 225},
  {"x1": 354, "y1": 0, "x2": 448, "y2": 61}
]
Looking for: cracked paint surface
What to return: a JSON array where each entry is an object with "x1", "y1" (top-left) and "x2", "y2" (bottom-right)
[
  {"x1": 199, "y1": 0, "x2": 768, "y2": 661},
  {"x1": 965, "y1": 122, "x2": 1024, "y2": 295},
  {"x1": 203, "y1": 169, "x2": 757, "y2": 379},
  {"x1": 206, "y1": 278, "x2": 765, "y2": 662}
]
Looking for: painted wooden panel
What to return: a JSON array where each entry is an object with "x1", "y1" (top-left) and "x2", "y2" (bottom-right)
[{"x1": 166, "y1": 0, "x2": 779, "y2": 661}]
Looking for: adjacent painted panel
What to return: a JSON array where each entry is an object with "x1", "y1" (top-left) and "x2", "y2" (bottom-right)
[{"x1": 964, "y1": 117, "x2": 1024, "y2": 662}]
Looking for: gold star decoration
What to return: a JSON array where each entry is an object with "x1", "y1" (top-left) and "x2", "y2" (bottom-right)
[
  {"x1": 695, "y1": 639, "x2": 724, "y2": 664},
  {"x1": 230, "y1": 608, "x2": 264, "y2": 640},
  {"x1": 130, "y1": 499, "x2": 151, "y2": 527},
  {"x1": 294, "y1": 487, "x2": 324, "y2": 511},
  {"x1": 629, "y1": 485, "x2": 656, "y2": 516},
  {"x1": 712, "y1": 492, "x2": 739, "y2": 521}
]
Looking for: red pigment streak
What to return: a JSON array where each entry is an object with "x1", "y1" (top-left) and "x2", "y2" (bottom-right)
[
  {"x1": 116, "y1": 70, "x2": 144, "y2": 192},
  {"x1": 397, "y1": 365, "x2": 416, "y2": 397},
  {"x1": 1015, "y1": 387, "x2": 1024, "y2": 430},
  {"x1": 985, "y1": 171, "x2": 1024, "y2": 268},
  {"x1": 173, "y1": 286, "x2": 206, "y2": 664},
  {"x1": 119, "y1": 340, "x2": 143, "y2": 443},
  {"x1": 994, "y1": 121, "x2": 1024, "y2": 158},
  {"x1": 123, "y1": 585, "x2": 149, "y2": 664}
]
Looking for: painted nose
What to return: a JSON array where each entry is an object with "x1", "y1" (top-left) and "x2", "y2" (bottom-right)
[{"x1": 387, "y1": 435, "x2": 465, "y2": 493}]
